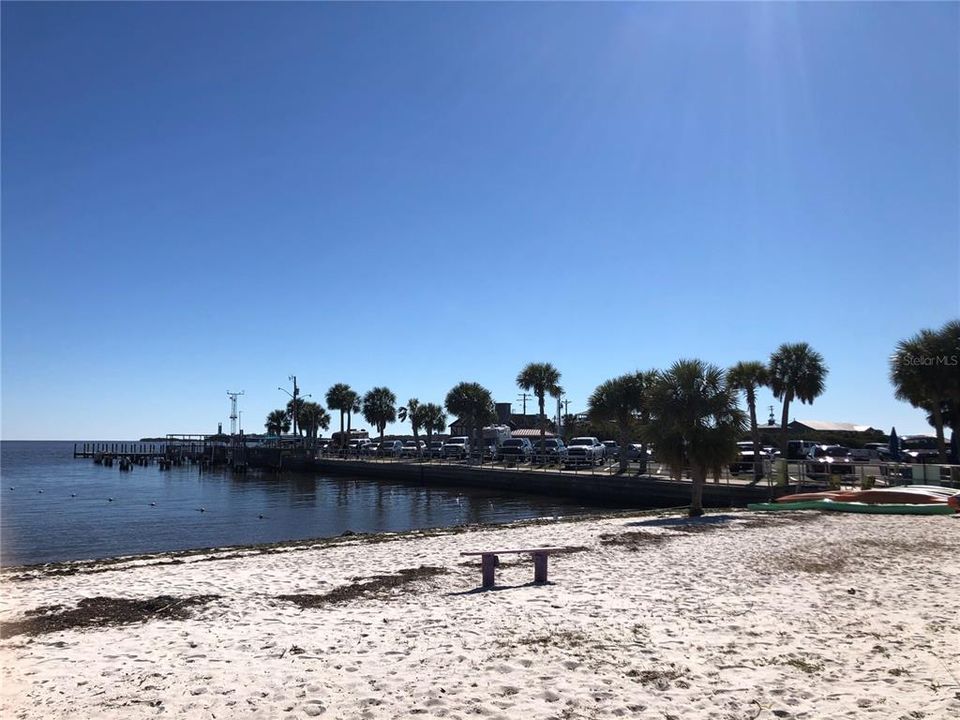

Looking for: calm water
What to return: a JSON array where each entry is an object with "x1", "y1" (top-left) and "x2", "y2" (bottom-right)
[{"x1": 0, "y1": 441, "x2": 601, "y2": 566}]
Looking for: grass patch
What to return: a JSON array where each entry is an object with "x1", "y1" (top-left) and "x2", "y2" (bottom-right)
[
  {"x1": 277, "y1": 565, "x2": 447, "y2": 608},
  {"x1": 0, "y1": 595, "x2": 220, "y2": 639}
]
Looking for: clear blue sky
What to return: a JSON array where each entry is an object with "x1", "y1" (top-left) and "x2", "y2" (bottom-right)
[{"x1": 2, "y1": 2, "x2": 957, "y2": 440}]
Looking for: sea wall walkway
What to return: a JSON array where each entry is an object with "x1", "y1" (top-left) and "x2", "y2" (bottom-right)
[{"x1": 312, "y1": 458, "x2": 776, "y2": 508}]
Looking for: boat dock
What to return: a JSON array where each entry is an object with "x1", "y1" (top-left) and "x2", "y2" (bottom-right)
[{"x1": 73, "y1": 442, "x2": 167, "y2": 459}]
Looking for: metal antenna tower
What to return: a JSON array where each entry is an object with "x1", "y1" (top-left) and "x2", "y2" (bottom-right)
[
  {"x1": 517, "y1": 392, "x2": 532, "y2": 415},
  {"x1": 227, "y1": 391, "x2": 245, "y2": 435}
]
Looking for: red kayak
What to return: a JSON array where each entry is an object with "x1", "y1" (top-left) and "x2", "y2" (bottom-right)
[{"x1": 778, "y1": 487, "x2": 957, "y2": 506}]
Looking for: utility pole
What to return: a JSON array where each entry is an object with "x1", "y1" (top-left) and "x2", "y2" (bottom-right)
[
  {"x1": 279, "y1": 375, "x2": 310, "y2": 438},
  {"x1": 517, "y1": 392, "x2": 532, "y2": 415},
  {"x1": 227, "y1": 390, "x2": 245, "y2": 436},
  {"x1": 290, "y1": 375, "x2": 298, "y2": 437}
]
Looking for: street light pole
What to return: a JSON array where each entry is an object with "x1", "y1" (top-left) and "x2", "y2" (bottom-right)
[
  {"x1": 279, "y1": 376, "x2": 311, "y2": 440},
  {"x1": 290, "y1": 375, "x2": 298, "y2": 437}
]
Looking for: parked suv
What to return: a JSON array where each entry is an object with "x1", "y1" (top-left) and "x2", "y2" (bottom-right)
[
  {"x1": 378, "y1": 440, "x2": 404, "y2": 458},
  {"x1": 532, "y1": 437, "x2": 568, "y2": 462},
  {"x1": 441, "y1": 437, "x2": 471, "y2": 460},
  {"x1": 566, "y1": 437, "x2": 605, "y2": 466},
  {"x1": 729, "y1": 441, "x2": 772, "y2": 475},
  {"x1": 499, "y1": 438, "x2": 534, "y2": 462},
  {"x1": 601, "y1": 441, "x2": 620, "y2": 460},
  {"x1": 401, "y1": 440, "x2": 426, "y2": 457},
  {"x1": 427, "y1": 440, "x2": 445, "y2": 459},
  {"x1": 805, "y1": 445, "x2": 855, "y2": 478},
  {"x1": 787, "y1": 440, "x2": 818, "y2": 460}
]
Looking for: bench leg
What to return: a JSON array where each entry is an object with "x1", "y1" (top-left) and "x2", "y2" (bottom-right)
[
  {"x1": 533, "y1": 552, "x2": 548, "y2": 584},
  {"x1": 481, "y1": 554, "x2": 498, "y2": 588}
]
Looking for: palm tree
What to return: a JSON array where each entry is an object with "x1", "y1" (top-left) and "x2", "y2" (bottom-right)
[
  {"x1": 325, "y1": 383, "x2": 352, "y2": 447},
  {"x1": 769, "y1": 342, "x2": 828, "y2": 482},
  {"x1": 298, "y1": 402, "x2": 330, "y2": 445},
  {"x1": 727, "y1": 360, "x2": 769, "y2": 483},
  {"x1": 285, "y1": 397, "x2": 308, "y2": 436},
  {"x1": 890, "y1": 322, "x2": 959, "y2": 461},
  {"x1": 516, "y1": 362, "x2": 563, "y2": 460},
  {"x1": 588, "y1": 372, "x2": 646, "y2": 473},
  {"x1": 264, "y1": 409, "x2": 291, "y2": 436},
  {"x1": 645, "y1": 360, "x2": 746, "y2": 517},
  {"x1": 942, "y1": 320, "x2": 960, "y2": 417},
  {"x1": 420, "y1": 403, "x2": 448, "y2": 446},
  {"x1": 444, "y1": 382, "x2": 495, "y2": 458},
  {"x1": 362, "y1": 387, "x2": 397, "y2": 440},
  {"x1": 398, "y1": 398, "x2": 425, "y2": 457},
  {"x1": 346, "y1": 388, "x2": 361, "y2": 438}
]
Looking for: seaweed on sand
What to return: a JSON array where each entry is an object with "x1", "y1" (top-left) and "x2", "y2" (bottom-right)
[
  {"x1": 277, "y1": 565, "x2": 448, "y2": 608},
  {"x1": 598, "y1": 531, "x2": 673, "y2": 550},
  {"x1": 0, "y1": 595, "x2": 220, "y2": 639}
]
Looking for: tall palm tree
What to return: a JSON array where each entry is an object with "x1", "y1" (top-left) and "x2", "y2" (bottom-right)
[
  {"x1": 264, "y1": 409, "x2": 291, "y2": 436},
  {"x1": 298, "y1": 402, "x2": 331, "y2": 445},
  {"x1": 890, "y1": 323, "x2": 957, "y2": 461},
  {"x1": 325, "y1": 383, "x2": 352, "y2": 447},
  {"x1": 346, "y1": 389, "x2": 361, "y2": 438},
  {"x1": 362, "y1": 387, "x2": 397, "y2": 440},
  {"x1": 634, "y1": 370, "x2": 658, "y2": 474},
  {"x1": 645, "y1": 360, "x2": 746, "y2": 517},
  {"x1": 769, "y1": 342, "x2": 828, "y2": 482},
  {"x1": 727, "y1": 360, "x2": 769, "y2": 483},
  {"x1": 444, "y1": 382, "x2": 495, "y2": 458},
  {"x1": 941, "y1": 320, "x2": 960, "y2": 416},
  {"x1": 588, "y1": 372, "x2": 646, "y2": 473},
  {"x1": 420, "y1": 403, "x2": 448, "y2": 446},
  {"x1": 516, "y1": 362, "x2": 563, "y2": 460},
  {"x1": 285, "y1": 397, "x2": 308, "y2": 436},
  {"x1": 398, "y1": 398, "x2": 425, "y2": 457}
]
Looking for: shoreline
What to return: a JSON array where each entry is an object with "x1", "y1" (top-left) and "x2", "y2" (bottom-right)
[
  {"x1": 0, "y1": 507, "x2": 668, "y2": 579},
  {"x1": 2, "y1": 510, "x2": 958, "y2": 719}
]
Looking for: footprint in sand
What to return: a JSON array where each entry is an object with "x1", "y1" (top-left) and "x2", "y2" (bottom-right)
[{"x1": 302, "y1": 700, "x2": 327, "y2": 716}]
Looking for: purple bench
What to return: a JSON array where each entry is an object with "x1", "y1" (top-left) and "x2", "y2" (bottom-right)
[{"x1": 460, "y1": 547, "x2": 568, "y2": 588}]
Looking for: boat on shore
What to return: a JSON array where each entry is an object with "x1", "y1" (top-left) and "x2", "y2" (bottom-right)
[
  {"x1": 748, "y1": 499, "x2": 956, "y2": 515},
  {"x1": 749, "y1": 485, "x2": 959, "y2": 515}
]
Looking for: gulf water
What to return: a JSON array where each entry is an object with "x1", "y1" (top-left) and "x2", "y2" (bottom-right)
[{"x1": 0, "y1": 441, "x2": 600, "y2": 566}]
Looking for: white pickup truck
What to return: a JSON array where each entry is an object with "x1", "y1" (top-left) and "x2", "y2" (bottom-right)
[{"x1": 565, "y1": 437, "x2": 605, "y2": 466}]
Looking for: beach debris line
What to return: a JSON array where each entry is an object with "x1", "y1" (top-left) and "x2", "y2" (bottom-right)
[
  {"x1": 277, "y1": 565, "x2": 448, "y2": 608},
  {"x1": 0, "y1": 594, "x2": 221, "y2": 639},
  {"x1": 599, "y1": 530, "x2": 673, "y2": 549}
]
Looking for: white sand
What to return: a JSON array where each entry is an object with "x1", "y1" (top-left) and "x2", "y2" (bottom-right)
[{"x1": 2, "y1": 511, "x2": 958, "y2": 719}]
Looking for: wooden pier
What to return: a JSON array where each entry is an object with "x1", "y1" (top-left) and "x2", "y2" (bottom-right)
[{"x1": 73, "y1": 442, "x2": 167, "y2": 459}]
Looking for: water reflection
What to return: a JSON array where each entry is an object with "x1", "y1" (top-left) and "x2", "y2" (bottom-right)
[{"x1": 1, "y1": 441, "x2": 600, "y2": 566}]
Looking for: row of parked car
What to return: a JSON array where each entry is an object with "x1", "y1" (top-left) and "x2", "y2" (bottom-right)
[
  {"x1": 729, "y1": 440, "x2": 922, "y2": 477},
  {"x1": 321, "y1": 436, "x2": 655, "y2": 466}
]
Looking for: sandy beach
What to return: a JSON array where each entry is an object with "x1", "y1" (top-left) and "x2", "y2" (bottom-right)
[{"x1": 1, "y1": 510, "x2": 958, "y2": 719}]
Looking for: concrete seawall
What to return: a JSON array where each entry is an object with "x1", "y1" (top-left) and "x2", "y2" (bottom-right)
[{"x1": 313, "y1": 459, "x2": 775, "y2": 508}]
